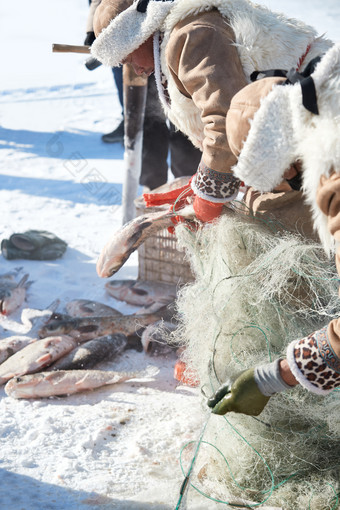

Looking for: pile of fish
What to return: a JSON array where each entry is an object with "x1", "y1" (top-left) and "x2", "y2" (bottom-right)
[
  {"x1": 0, "y1": 233, "x2": 183, "y2": 399},
  {"x1": 0, "y1": 285, "x2": 178, "y2": 399}
]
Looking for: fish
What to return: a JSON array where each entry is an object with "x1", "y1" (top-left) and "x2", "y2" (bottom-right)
[
  {"x1": 96, "y1": 205, "x2": 195, "y2": 278},
  {"x1": 47, "y1": 333, "x2": 128, "y2": 371},
  {"x1": 0, "y1": 335, "x2": 77, "y2": 385},
  {"x1": 65, "y1": 299, "x2": 122, "y2": 317},
  {"x1": 38, "y1": 310, "x2": 166, "y2": 341},
  {"x1": 0, "y1": 336, "x2": 37, "y2": 365},
  {"x1": 105, "y1": 279, "x2": 177, "y2": 307},
  {"x1": 0, "y1": 273, "x2": 31, "y2": 315},
  {"x1": 141, "y1": 320, "x2": 178, "y2": 355},
  {"x1": 4, "y1": 369, "x2": 139, "y2": 399},
  {"x1": 0, "y1": 301, "x2": 61, "y2": 365}
]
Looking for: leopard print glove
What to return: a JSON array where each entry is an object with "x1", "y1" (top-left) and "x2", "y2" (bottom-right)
[
  {"x1": 287, "y1": 326, "x2": 340, "y2": 395},
  {"x1": 191, "y1": 160, "x2": 241, "y2": 203}
]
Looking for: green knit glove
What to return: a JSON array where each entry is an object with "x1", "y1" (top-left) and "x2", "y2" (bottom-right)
[{"x1": 207, "y1": 369, "x2": 271, "y2": 416}]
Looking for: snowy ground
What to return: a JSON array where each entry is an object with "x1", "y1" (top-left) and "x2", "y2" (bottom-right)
[{"x1": 0, "y1": 1, "x2": 339, "y2": 509}]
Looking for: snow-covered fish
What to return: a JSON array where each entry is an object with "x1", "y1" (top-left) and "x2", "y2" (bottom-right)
[
  {"x1": 0, "y1": 335, "x2": 77, "y2": 385},
  {"x1": 38, "y1": 310, "x2": 166, "y2": 341},
  {"x1": 96, "y1": 205, "x2": 194, "y2": 278},
  {"x1": 0, "y1": 273, "x2": 31, "y2": 315},
  {"x1": 105, "y1": 279, "x2": 177, "y2": 307},
  {"x1": 65, "y1": 299, "x2": 122, "y2": 317},
  {"x1": 48, "y1": 333, "x2": 127, "y2": 371},
  {"x1": 0, "y1": 336, "x2": 37, "y2": 365},
  {"x1": 5, "y1": 369, "x2": 139, "y2": 399}
]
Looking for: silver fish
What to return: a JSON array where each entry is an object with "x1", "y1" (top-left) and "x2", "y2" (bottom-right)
[
  {"x1": 105, "y1": 279, "x2": 177, "y2": 307},
  {"x1": 96, "y1": 205, "x2": 195, "y2": 278},
  {"x1": 48, "y1": 333, "x2": 127, "y2": 371},
  {"x1": 0, "y1": 336, "x2": 37, "y2": 365},
  {"x1": 0, "y1": 273, "x2": 31, "y2": 315},
  {"x1": 5, "y1": 369, "x2": 139, "y2": 399},
  {"x1": 0, "y1": 335, "x2": 77, "y2": 385},
  {"x1": 65, "y1": 299, "x2": 122, "y2": 317},
  {"x1": 38, "y1": 310, "x2": 165, "y2": 341}
]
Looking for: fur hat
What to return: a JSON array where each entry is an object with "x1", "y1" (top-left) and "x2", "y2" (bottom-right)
[
  {"x1": 93, "y1": 0, "x2": 133, "y2": 36},
  {"x1": 227, "y1": 43, "x2": 340, "y2": 253},
  {"x1": 91, "y1": 0, "x2": 174, "y2": 68},
  {"x1": 226, "y1": 76, "x2": 286, "y2": 159}
]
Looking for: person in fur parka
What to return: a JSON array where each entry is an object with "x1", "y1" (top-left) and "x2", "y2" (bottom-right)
[
  {"x1": 91, "y1": 0, "x2": 333, "y2": 222},
  {"x1": 208, "y1": 43, "x2": 340, "y2": 416}
]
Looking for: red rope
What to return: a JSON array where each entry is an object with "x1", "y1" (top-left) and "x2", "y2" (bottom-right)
[
  {"x1": 296, "y1": 43, "x2": 312, "y2": 71},
  {"x1": 143, "y1": 176, "x2": 195, "y2": 209}
]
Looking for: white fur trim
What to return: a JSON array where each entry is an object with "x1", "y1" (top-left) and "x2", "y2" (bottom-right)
[
  {"x1": 91, "y1": 0, "x2": 173, "y2": 68},
  {"x1": 153, "y1": 32, "x2": 170, "y2": 110},
  {"x1": 232, "y1": 84, "x2": 298, "y2": 192},
  {"x1": 286, "y1": 340, "x2": 332, "y2": 395}
]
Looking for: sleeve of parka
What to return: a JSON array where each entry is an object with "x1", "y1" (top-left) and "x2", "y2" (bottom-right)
[
  {"x1": 285, "y1": 172, "x2": 340, "y2": 395},
  {"x1": 165, "y1": 11, "x2": 248, "y2": 174}
]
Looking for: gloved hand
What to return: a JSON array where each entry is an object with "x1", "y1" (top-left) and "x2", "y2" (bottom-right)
[
  {"x1": 84, "y1": 31, "x2": 96, "y2": 46},
  {"x1": 207, "y1": 369, "x2": 271, "y2": 416},
  {"x1": 193, "y1": 195, "x2": 224, "y2": 223}
]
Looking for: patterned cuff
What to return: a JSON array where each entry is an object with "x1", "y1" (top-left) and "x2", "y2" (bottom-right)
[
  {"x1": 286, "y1": 326, "x2": 340, "y2": 395},
  {"x1": 191, "y1": 161, "x2": 241, "y2": 203}
]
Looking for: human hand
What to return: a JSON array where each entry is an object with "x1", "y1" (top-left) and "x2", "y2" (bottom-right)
[
  {"x1": 207, "y1": 369, "x2": 271, "y2": 416},
  {"x1": 193, "y1": 195, "x2": 223, "y2": 223}
]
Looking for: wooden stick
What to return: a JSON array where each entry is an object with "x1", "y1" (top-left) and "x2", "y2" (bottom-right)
[
  {"x1": 121, "y1": 64, "x2": 148, "y2": 224},
  {"x1": 52, "y1": 44, "x2": 91, "y2": 54}
]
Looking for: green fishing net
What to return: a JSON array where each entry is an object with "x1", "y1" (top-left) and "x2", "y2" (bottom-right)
[{"x1": 174, "y1": 208, "x2": 340, "y2": 509}]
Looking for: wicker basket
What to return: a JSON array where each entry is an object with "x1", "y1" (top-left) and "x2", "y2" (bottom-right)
[{"x1": 134, "y1": 177, "x2": 195, "y2": 284}]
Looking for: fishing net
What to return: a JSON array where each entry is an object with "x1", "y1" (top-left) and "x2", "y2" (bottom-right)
[{"x1": 173, "y1": 204, "x2": 340, "y2": 509}]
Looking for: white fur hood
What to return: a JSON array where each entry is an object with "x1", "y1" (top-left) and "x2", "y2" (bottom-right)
[{"x1": 233, "y1": 43, "x2": 340, "y2": 253}]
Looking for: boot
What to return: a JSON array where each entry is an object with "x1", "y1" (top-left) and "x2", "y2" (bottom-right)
[{"x1": 101, "y1": 119, "x2": 124, "y2": 144}]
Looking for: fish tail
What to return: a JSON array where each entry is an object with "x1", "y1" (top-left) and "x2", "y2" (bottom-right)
[{"x1": 17, "y1": 274, "x2": 31, "y2": 288}]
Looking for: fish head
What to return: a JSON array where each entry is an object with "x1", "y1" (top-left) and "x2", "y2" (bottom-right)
[
  {"x1": 0, "y1": 289, "x2": 11, "y2": 315},
  {"x1": 96, "y1": 249, "x2": 131, "y2": 278},
  {"x1": 38, "y1": 314, "x2": 74, "y2": 338},
  {"x1": 0, "y1": 288, "x2": 26, "y2": 315},
  {"x1": 5, "y1": 374, "x2": 43, "y2": 398}
]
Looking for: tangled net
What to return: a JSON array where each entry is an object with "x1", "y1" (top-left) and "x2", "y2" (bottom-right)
[{"x1": 173, "y1": 207, "x2": 340, "y2": 509}]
